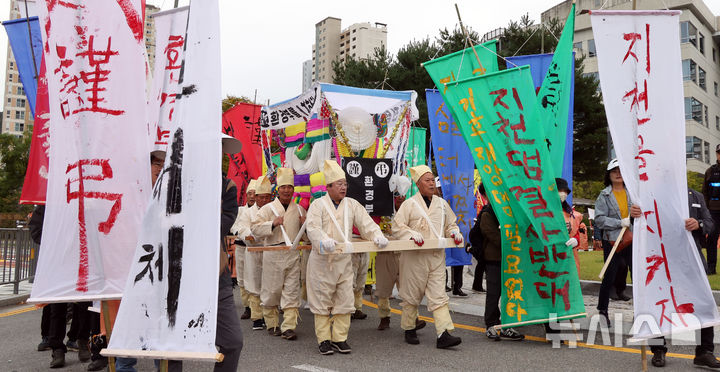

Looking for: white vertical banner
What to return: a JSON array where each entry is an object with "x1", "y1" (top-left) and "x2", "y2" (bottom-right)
[
  {"x1": 105, "y1": 0, "x2": 222, "y2": 359},
  {"x1": 29, "y1": 0, "x2": 150, "y2": 302},
  {"x1": 148, "y1": 7, "x2": 189, "y2": 152},
  {"x1": 592, "y1": 10, "x2": 720, "y2": 340}
]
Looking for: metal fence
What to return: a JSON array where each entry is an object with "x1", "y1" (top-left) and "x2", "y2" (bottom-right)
[{"x1": 0, "y1": 228, "x2": 38, "y2": 294}]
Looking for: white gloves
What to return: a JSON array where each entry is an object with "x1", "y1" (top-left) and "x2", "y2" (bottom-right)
[
  {"x1": 374, "y1": 236, "x2": 389, "y2": 249},
  {"x1": 409, "y1": 230, "x2": 424, "y2": 246},
  {"x1": 621, "y1": 217, "x2": 631, "y2": 228},
  {"x1": 565, "y1": 238, "x2": 579, "y2": 248},
  {"x1": 450, "y1": 230, "x2": 464, "y2": 245},
  {"x1": 321, "y1": 238, "x2": 336, "y2": 253}
]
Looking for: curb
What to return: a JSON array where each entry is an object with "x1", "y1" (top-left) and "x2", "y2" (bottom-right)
[
  {"x1": 0, "y1": 293, "x2": 29, "y2": 308},
  {"x1": 579, "y1": 280, "x2": 720, "y2": 304}
]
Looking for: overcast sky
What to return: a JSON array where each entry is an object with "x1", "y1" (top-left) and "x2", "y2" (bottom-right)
[{"x1": 1, "y1": 0, "x2": 719, "y2": 106}]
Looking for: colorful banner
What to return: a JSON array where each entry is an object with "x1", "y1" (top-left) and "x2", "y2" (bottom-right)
[
  {"x1": 29, "y1": 0, "x2": 150, "y2": 302},
  {"x1": 222, "y1": 102, "x2": 263, "y2": 204},
  {"x1": 442, "y1": 66, "x2": 584, "y2": 326},
  {"x1": 426, "y1": 90, "x2": 473, "y2": 266},
  {"x1": 404, "y1": 127, "x2": 426, "y2": 197},
  {"x1": 19, "y1": 55, "x2": 49, "y2": 204},
  {"x1": 592, "y1": 10, "x2": 720, "y2": 340},
  {"x1": 107, "y1": 0, "x2": 222, "y2": 357},
  {"x1": 147, "y1": 7, "x2": 189, "y2": 153},
  {"x1": 423, "y1": 40, "x2": 499, "y2": 91},
  {"x1": 343, "y1": 157, "x2": 393, "y2": 216},
  {"x1": 505, "y1": 52, "x2": 575, "y2": 203},
  {"x1": 2, "y1": 16, "x2": 42, "y2": 116}
]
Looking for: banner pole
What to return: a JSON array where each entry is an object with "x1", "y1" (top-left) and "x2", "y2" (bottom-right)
[
  {"x1": 641, "y1": 344, "x2": 648, "y2": 371},
  {"x1": 160, "y1": 359, "x2": 169, "y2": 372},
  {"x1": 454, "y1": 4, "x2": 486, "y2": 75},
  {"x1": 101, "y1": 301, "x2": 117, "y2": 372},
  {"x1": 598, "y1": 226, "x2": 626, "y2": 279}
]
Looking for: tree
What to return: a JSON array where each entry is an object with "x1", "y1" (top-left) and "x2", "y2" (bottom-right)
[
  {"x1": 222, "y1": 95, "x2": 253, "y2": 112},
  {"x1": 0, "y1": 133, "x2": 32, "y2": 215}
]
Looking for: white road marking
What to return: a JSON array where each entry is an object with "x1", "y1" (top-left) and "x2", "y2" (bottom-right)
[{"x1": 292, "y1": 364, "x2": 339, "y2": 372}]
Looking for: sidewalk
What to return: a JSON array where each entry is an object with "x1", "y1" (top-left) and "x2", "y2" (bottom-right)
[{"x1": 0, "y1": 279, "x2": 32, "y2": 307}]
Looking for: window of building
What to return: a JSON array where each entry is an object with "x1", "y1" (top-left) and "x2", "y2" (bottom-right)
[
  {"x1": 685, "y1": 97, "x2": 702, "y2": 122},
  {"x1": 573, "y1": 41, "x2": 582, "y2": 51},
  {"x1": 8, "y1": 73, "x2": 12, "y2": 81},
  {"x1": 352, "y1": 37, "x2": 356, "y2": 41},
  {"x1": 588, "y1": 39, "x2": 596, "y2": 57},
  {"x1": 14, "y1": 123, "x2": 23, "y2": 132},
  {"x1": 715, "y1": 82, "x2": 719, "y2": 97},
  {"x1": 680, "y1": 21, "x2": 697, "y2": 46},
  {"x1": 687, "y1": 136, "x2": 702, "y2": 159},
  {"x1": 9, "y1": 61, "x2": 13, "y2": 69},
  {"x1": 5, "y1": 110, "x2": 9, "y2": 119},
  {"x1": 18, "y1": 86, "x2": 23, "y2": 95},
  {"x1": 705, "y1": 105, "x2": 709, "y2": 126},
  {"x1": 699, "y1": 33, "x2": 705, "y2": 55},
  {"x1": 705, "y1": 141, "x2": 711, "y2": 163},
  {"x1": 714, "y1": 48, "x2": 718, "y2": 62},
  {"x1": 699, "y1": 67, "x2": 706, "y2": 90},
  {"x1": 17, "y1": 98, "x2": 24, "y2": 108},
  {"x1": 352, "y1": 29, "x2": 356, "y2": 33},
  {"x1": 682, "y1": 59, "x2": 696, "y2": 82},
  {"x1": 352, "y1": 45, "x2": 356, "y2": 49},
  {"x1": 6, "y1": 98, "x2": 10, "y2": 105},
  {"x1": 717, "y1": 115, "x2": 720, "y2": 131}
]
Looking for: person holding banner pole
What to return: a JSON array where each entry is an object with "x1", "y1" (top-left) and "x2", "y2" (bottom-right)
[
  {"x1": 392, "y1": 165, "x2": 463, "y2": 349},
  {"x1": 305, "y1": 160, "x2": 388, "y2": 355},
  {"x1": 242, "y1": 176, "x2": 272, "y2": 331},
  {"x1": 251, "y1": 168, "x2": 305, "y2": 341},
  {"x1": 701, "y1": 146, "x2": 720, "y2": 275},
  {"x1": 594, "y1": 159, "x2": 640, "y2": 326},
  {"x1": 231, "y1": 178, "x2": 258, "y2": 320}
]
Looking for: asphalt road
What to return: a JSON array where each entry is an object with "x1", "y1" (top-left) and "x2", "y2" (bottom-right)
[{"x1": 0, "y1": 290, "x2": 710, "y2": 371}]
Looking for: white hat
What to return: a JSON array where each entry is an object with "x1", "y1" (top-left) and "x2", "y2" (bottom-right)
[
  {"x1": 221, "y1": 133, "x2": 242, "y2": 154},
  {"x1": 409, "y1": 165, "x2": 432, "y2": 184},
  {"x1": 276, "y1": 168, "x2": 294, "y2": 187},
  {"x1": 607, "y1": 158, "x2": 619, "y2": 171},
  {"x1": 256, "y1": 176, "x2": 272, "y2": 195},
  {"x1": 323, "y1": 160, "x2": 346, "y2": 185},
  {"x1": 246, "y1": 179, "x2": 258, "y2": 193}
]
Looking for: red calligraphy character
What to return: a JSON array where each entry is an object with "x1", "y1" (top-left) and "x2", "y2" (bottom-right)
[
  {"x1": 509, "y1": 185, "x2": 553, "y2": 218},
  {"x1": 636, "y1": 135, "x2": 655, "y2": 181},
  {"x1": 656, "y1": 286, "x2": 695, "y2": 327},
  {"x1": 622, "y1": 32, "x2": 642, "y2": 63},
  {"x1": 644, "y1": 199, "x2": 671, "y2": 286},
  {"x1": 507, "y1": 149, "x2": 542, "y2": 181},
  {"x1": 164, "y1": 35, "x2": 184, "y2": 71},
  {"x1": 492, "y1": 111, "x2": 534, "y2": 145},
  {"x1": 537, "y1": 264, "x2": 569, "y2": 279},
  {"x1": 622, "y1": 80, "x2": 649, "y2": 112},
  {"x1": 533, "y1": 280, "x2": 571, "y2": 310},
  {"x1": 529, "y1": 246, "x2": 549, "y2": 264},
  {"x1": 72, "y1": 36, "x2": 124, "y2": 116},
  {"x1": 540, "y1": 222, "x2": 562, "y2": 242},
  {"x1": 66, "y1": 159, "x2": 123, "y2": 292},
  {"x1": 552, "y1": 245, "x2": 568, "y2": 262},
  {"x1": 155, "y1": 126, "x2": 170, "y2": 146}
]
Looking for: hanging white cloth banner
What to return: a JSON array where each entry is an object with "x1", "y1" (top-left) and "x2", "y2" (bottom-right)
[
  {"x1": 147, "y1": 6, "x2": 189, "y2": 153},
  {"x1": 592, "y1": 10, "x2": 720, "y2": 341},
  {"x1": 105, "y1": 0, "x2": 222, "y2": 359},
  {"x1": 29, "y1": 0, "x2": 150, "y2": 303}
]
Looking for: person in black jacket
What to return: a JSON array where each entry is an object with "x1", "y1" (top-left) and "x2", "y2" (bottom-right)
[{"x1": 468, "y1": 187, "x2": 489, "y2": 293}]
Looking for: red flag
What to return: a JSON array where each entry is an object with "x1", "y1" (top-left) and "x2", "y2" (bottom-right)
[
  {"x1": 222, "y1": 102, "x2": 263, "y2": 204},
  {"x1": 20, "y1": 55, "x2": 49, "y2": 205}
]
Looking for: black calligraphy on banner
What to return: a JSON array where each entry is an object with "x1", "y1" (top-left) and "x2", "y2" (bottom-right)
[
  {"x1": 342, "y1": 157, "x2": 393, "y2": 216},
  {"x1": 260, "y1": 84, "x2": 320, "y2": 129}
]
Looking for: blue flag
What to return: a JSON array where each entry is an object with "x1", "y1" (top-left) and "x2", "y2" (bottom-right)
[
  {"x1": 3, "y1": 17, "x2": 43, "y2": 116},
  {"x1": 426, "y1": 89, "x2": 473, "y2": 266},
  {"x1": 506, "y1": 53, "x2": 575, "y2": 204}
]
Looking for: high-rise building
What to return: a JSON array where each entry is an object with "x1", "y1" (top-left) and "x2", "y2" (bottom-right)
[
  {"x1": 0, "y1": 1, "x2": 160, "y2": 136},
  {"x1": 541, "y1": 0, "x2": 720, "y2": 173},
  {"x1": 310, "y1": 17, "x2": 387, "y2": 85},
  {"x1": 302, "y1": 59, "x2": 313, "y2": 92}
]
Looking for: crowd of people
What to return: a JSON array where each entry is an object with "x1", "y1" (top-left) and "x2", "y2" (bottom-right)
[{"x1": 27, "y1": 137, "x2": 720, "y2": 371}]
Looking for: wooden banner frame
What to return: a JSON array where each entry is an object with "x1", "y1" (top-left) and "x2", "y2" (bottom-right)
[
  {"x1": 246, "y1": 238, "x2": 461, "y2": 253},
  {"x1": 101, "y1": 349, "x2": 223, "y2": 362}
]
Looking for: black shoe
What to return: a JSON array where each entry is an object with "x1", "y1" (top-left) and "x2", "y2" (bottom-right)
[
  {"x1": 87, "y1": 357, "x2": 108, "y2": 371},
  {"x1": 436, "y1": 330, "x2": 462, "y2": 349},
  {"x1": 267, "y1": 327, "x2": 281, "y2": 336},
  {"x1": 445, "y1": 286, "x2": 451, "y2": 292},
  {"x1": 318, "y1": 340, "x2": 334, "y2": 355},
  {"x1": 281, "y1": 329, "x2": 297, "y2": 340},
  {"x1": 331, "y1": 341, "x2": 351, "y2": 354},
  {"x1": 452, "y1": 289, "x2": 468, "y2": 297},
  {"x1": 486, "y1": 327, "x2": 501, "y2": 341},
  {"x1": 241, "y1": 307, "x2": 251, "y2": 320},
  {"x1": 78, "y1": 338, "x2": 91, "y2": 362},
  {"x1": 694, "y1": 351, "x2": 720, "y2": 368},
  {"x1": 252, "y1": 319, "x2": 265, "y2": 330},
  {"x1": 472, "y1": 287, "x2": 485, "y2": 293},
  {"x1": 352, "y1": 310, "x2": 367, "y2": 320},
  {"x1": 652, "y1": 349, "x2": 666, "y2": 367},
  {"x1": 499, "y1": 328, "x2": 524, "y2": 341},
  {"x1": 38, "y1": 337, "x2": 50, "y2": 351},
  {"x1": 405, "y1": 329, "x2": 419, "y2": 345},
  {"x1": 414, "y1": 319, "x2": 427, "y2": 331},
  {"x1": 66, "y1": 339, "x2": 79, "y2": 351},
  {"x1": 599, "y1": 310, "x2": 611, "y2": 328},
  {"x1": 50, "y1": 349, "x2": 65, "y2": 368},
  {"x1": 609, "y1": 292, "x2": 620, "y2": 301},
  {"x1": 377, "y1": 317, "x2": 390, "y2": 330},
  {"x1": 617, "y1": 291, "x2": 631, "y2": 301}
]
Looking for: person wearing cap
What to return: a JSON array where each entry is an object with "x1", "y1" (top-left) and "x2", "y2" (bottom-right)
[
  {"x1": 392, "y1": 165, "x2": 463, "y2": 349},
  {"x1": 231, "y1": 178, "x2": 257, "y2": 320},
  {"x1": 702, "y1": 144, "x2": 720, "y2": 275},
  {"x1": 595, "y1": 159, "x2": 642, "y2": 327},
  {"x1": 305, "y1": 159, "x2": 388, "y2": 355},
  {"x1": 555, "y1": 178, "x2": 586, "y2": 276},
  {"x1": 250, "y1": 168, "x2": 305, "y2": 341},
  {"x1": 238, "y1": 175, "x2": 272, "y2": 331}
]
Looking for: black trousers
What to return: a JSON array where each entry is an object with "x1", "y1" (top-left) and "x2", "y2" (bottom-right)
[
  {"x1": 650, "y1": 327, "x2": 714, "y2": 355},
  {"x1": 598, "y1": 240, "x2": 633, "y2": 311},
  {"x1": 484, "y1": 261, "x2": 501, "y2": 328},
  {"x1": 472, "y1": 258, "x2": 485, "y2": 291},
  {"x1": 41, "y1": 305, "x2": 51, "y2": 338},
  {"x1": 451, "y1": 265, "x2": 463, "y2": 291},
  {"x1": 66, "y1": 302, "x2": 92, "y2": 342},
  {"x1": 48, "y1": 303, "x2": 68, "y2": 352},
  {"x1": 708, "y1": 211, "x2": 720, "y2": 273}
]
